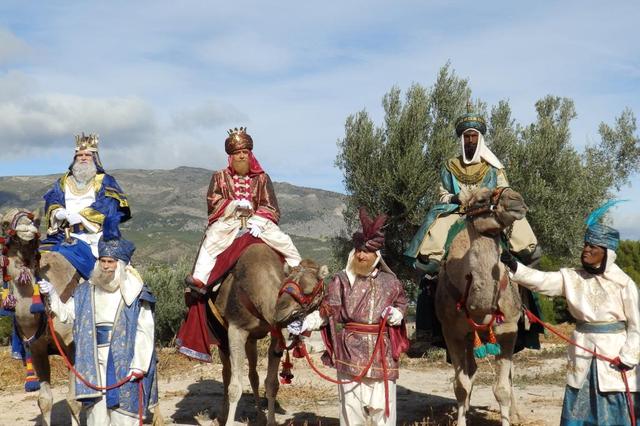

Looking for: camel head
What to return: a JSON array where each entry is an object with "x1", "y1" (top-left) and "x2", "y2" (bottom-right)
[
  {"x1": 1, "y1": 208, "x2": 40, "y2": 243},
  {"x1": 464, "y1": 187, "x2": 527, "y2": 235},
  {"x1": 274, "y1": 259, "x2": 329, "y2": 326}
]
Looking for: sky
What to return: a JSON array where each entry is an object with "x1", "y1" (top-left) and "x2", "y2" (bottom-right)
[{"x1": 0, "y1": 1, "x2": 639, "y2": 238}]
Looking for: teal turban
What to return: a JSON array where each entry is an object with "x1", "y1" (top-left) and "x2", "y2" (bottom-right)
[{"x1": 584, "y1": 200, "x2": 625, "y2": 251}]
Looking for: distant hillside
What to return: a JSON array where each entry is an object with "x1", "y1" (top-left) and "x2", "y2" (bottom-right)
[{"x1": 0, "y1": 167, "x2": 347, "y2": 265}]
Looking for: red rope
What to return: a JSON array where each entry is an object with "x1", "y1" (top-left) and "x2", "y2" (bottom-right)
[
  {"x1": 47, "y1": 316, "x2": 145, "y2": 426},
  {"x1": 296, "y1": 316, "x2": 391, "y2": 417},
  {"x1": 523, "y1": 308, "x2": 635, "y2": 425}
]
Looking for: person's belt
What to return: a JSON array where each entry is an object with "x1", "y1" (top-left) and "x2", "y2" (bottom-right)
[
  {"x1": 344, "y1": 322, "x2": 384, "y2": 334},
  {"x1": 576, "y1": 321, "x2": 626, "y2": 334},
  {"x1": 96, "y1": 325, "x2": 113, "y2": 345}
]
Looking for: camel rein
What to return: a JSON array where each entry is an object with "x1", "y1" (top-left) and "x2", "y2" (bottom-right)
[
  {"x1": 45, "y1": 309, "x2": 145, "y2": 426},
  {"x1": 290, "y1": 315, "x2": 392, "y2": 418},
  {"x1": 523, "y1": 307, "x2": 635, "y2": 425}
]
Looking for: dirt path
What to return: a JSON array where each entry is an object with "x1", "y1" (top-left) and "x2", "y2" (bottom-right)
[{"x1": 0, "y1": 340, "x2": 566, "y2": 425}]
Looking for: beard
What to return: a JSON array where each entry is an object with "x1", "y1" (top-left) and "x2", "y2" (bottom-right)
[
  {"x1": 351, "y1": 255, "x2": 378, "y2": 277},
  {"x1": 71, "y1": 159, "x2": 97, "y2": 187},
  {"x1": 232, "y1": 158, "x2": 250, "y2": 176},
  {"x1": 91, "y1": 260, "x2": 126, "y2": 292}
]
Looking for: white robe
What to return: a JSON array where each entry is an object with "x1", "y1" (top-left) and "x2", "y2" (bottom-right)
[
  {"x1": 511, "y1": 252, "x2": 640, "y2": 392},
  {"x1": 48, "y1": 264, "x2": 155, "y2": 426}
]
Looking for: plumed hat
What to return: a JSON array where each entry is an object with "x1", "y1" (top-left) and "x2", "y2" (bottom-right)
[
  {"x1": 584, "y1": 200, "x2": 625, "y2": 251},
  {"x1": 455, "y1": 103, "x2": 487, "y2": 137},
  {"x1": 352, "y1": 207, "x2": 386, "y2": 252},
  {"x1": 225, "y1": 127, "x2": 254, "y2": 154}
]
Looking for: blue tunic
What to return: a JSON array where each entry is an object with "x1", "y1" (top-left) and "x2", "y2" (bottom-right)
[{"x1": 73, "y1": 282, "x2": 158, "y2": 416}]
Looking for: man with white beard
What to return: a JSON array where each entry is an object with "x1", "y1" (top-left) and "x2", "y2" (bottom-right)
[
  {"x1": 39, "y1": 237, "x2": 158, "y2": 426},
  {"x1": 41, "y1": 133, "x2": 131, "y2": 280}
]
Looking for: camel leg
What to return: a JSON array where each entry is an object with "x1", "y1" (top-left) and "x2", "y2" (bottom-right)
[
  {"x1": 442, "y1": 330, "x2": 477, "y2": 426},
  {"x1": 225, "y1": 325, "x2": 249, "y2": 426},
  {"x1": 30, "y1": 340, "x2": 53, "y2": 426},
  {"x1": 493, "y1": 330, "x2": 518, "y2": 426},
  {"x1": 245, "y1": 337, "x2": 260, "y2": 409},
  {"x1": 218, "y1": 347, "x2": 232, "y2": 424},
  {"x1": 264, "y1": 336, "x2": 282, "y2": 426}
]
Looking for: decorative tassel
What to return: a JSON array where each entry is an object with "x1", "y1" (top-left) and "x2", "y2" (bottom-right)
[
  {"x1": 472, "y1": 331, "x2": 487, "y2": 358},
  {"x1": 485, "y1": 327, "x2": 502, "y2": 356},
  {"x1": 0, "y1": 280, "x2": 14, "y2": 316},
  {"x1": 279, "y1": 350, "x2": 294, "y2": 384},
  {"x1": 24, "y1": 355, "x2": 40, "y2": 392},
  {"x1": 30, "y1": 283, "x2": 45, "y2": 314},
  {"x1": 17, "y1": 267, "x2": 32, "y2": 286}
]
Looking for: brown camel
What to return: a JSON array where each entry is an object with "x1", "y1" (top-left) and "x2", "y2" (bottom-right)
[
  {"x1": 435, "y1": 187, "x2": 528, "y2": 426},
  {"x1": 1, "y1": 208, "x2": 81, "y2": 426},
  {"x1": 211, "y1": 243, "x2": 328, "y2": 426}
]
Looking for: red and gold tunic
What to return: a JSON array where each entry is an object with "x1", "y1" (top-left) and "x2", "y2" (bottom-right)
[
  {"x1": 206, "y1": 168, "x2": 280, "y2": 225},
  {"x1": 321, "y1": 269, "x2": 409, "y2": 380}
]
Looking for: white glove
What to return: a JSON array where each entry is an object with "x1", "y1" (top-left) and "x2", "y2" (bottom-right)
[
  {"x1": 54, "y1": 209, "x2": 67, "y2": 221},
  {"x1": 248, "y1": 222, "x2": 262, "y2": 238},
  {"x1": 382, "y1": 306, "x2": 403, "y2": 326},
  {"x1": 66, "y1": 212, "x2": 83, "y2": 225},
  {"x1": 128, "y1": 368, "x2": 144, "y2": 382},
  {"x1": 287, "y1": 319, "x2": 307, "y2": 336},
  {"x1": 38, "y1": 280, "x2": 55, "y2": 295},
  {"x1": 236, "y1": 199, "x2": 252, "y2": 210}
]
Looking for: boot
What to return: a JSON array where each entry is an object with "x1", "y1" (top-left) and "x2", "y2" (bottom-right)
[{"x1": 184, "y1": 275, "x2": 207, "y2": 295}]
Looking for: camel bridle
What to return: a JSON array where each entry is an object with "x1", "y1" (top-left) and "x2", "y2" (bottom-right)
[{"x1": 278, "y1": 267, "x2": 324, "y2": 310}]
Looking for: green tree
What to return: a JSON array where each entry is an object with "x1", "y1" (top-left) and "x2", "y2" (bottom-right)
[
  {"x1": 617, "y1": 240, "x2": 640, "y2": 284},
  {"x1": 335, "y1": 63, "x2": 470, "y2": 284},
  {"x1": 335, "y1": 63, "x2": 640, "y2": 284}
]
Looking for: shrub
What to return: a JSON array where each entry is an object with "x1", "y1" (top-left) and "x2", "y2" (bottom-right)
[{"x1": 142, "y1": 258, "x2": 190, "y2": 346}]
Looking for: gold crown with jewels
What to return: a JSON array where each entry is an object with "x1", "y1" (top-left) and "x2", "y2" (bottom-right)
[
  {"x1": 74, "y1": 133, "x2": 99, "y2": 152},
  {"x1": 227, "y1": 127, "x2": 247, "y2": 140}
]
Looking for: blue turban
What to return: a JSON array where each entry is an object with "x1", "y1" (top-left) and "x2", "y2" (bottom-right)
[
  {"x1": 584, "y1": 200, "x2": 625, "y2": 251},
  {"x1": 584, "y1": 223, "x2": 620, "y2": 251},
  {"x1": 98, "y1": 237, "x2": 135, "y2": 264},
  {"x1": 455, "y1": 112, "x2": 487, "y2": 137}
]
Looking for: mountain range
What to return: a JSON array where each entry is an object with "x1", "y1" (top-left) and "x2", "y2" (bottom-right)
[{"x1": 0, "y1": 167, "x2": 347, "y2": 266}]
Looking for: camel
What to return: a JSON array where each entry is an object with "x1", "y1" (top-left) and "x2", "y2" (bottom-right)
[
  {"x1": 435, "y1": 187, "x2": 528, "y2": 426},
  {"x1": 210, "y1": 243, "x2": 328, "y2": 425},
  {"x1": 1, "y1": 208, "x2": 81, "y2": 426}
]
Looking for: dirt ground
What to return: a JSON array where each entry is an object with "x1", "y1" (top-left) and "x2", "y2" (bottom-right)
[{"x1": 0, "y1": 330, "x2": 569, "y2": 426}]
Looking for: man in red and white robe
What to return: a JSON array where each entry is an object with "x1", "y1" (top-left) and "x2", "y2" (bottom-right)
[{"x1": 186, "y1": 127, "x2": 301, "y2": 289}]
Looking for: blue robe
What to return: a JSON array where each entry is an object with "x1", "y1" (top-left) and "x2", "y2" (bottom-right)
[
  {"x1": 40, "y1": 172, "x2": 131, "y2": 279},
  {"x1": 73, "y1": 282, "x2": 158, "y2": 416}
]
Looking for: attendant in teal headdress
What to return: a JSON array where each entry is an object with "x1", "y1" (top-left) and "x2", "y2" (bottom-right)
[
  {"x1": 405, "y1": 106, "x2": 539, "y2": 346},
  {"x1": 502, "y1": 201, "x2": 640, "y2": 425}
]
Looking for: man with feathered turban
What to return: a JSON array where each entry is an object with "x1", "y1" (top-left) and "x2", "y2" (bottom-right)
[
  {"x1": 289, "y1": 208, "x2": 409, "y2": 425},
  {"x1": 501, "y1": 201, "x2": 639, "y2": 425},
  {"x1": 41, "y1": 133, "x2": 131, "y2": 280},
  {"x1": 185, "y1": 127, "x2": 301, "y2": 290},
  {"x1": 38, "y1": 235, "x2": 158, "y2": 426},
  {"x1": 405, "y1": 107, "x2": 539, "y2": 345}
]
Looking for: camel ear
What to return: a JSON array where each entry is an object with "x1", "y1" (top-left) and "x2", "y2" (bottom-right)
[
  {"x1": 32, "y1": 210, "x2": 41, "y2": 228},
  {"x1": 317, "y1": 265, "x2": 329, "y2": 280}
]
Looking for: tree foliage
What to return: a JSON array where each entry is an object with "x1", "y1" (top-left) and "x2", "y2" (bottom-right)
[
  {"x1": 335, "y1": 63, "x2": 640, "y2": 283},
  {"x1": 617, "y1": 240, "x2": 640, "y2": 285}
]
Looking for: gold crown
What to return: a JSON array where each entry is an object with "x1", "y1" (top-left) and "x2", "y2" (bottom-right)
[
  {"x1": 75, "y1": 133, "x2": 99, "y2": 152},
  {"x1": 227, "y1": 127, "x2": 247, "y2": 140}
]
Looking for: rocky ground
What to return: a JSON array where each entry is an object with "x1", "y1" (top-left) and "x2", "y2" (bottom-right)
[{"x1": 0, "y1": 327, "x2": 569, "y2": 426}]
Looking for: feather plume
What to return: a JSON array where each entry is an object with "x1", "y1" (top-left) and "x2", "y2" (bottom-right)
[
  {"x1": 358, "y1": 207, "x2": 386, "y2": 238},
  {"x1": 585, "y1": 199, "x2": 628, "y2": 227}
]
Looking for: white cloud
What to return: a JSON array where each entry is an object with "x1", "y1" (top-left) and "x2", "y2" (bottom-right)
[
  {"x1": 0, "y1": 94, "x2": 156, "y2": 151},
  {"x1": 0, "y1": 27, "x2": 30, "y2": 64}
]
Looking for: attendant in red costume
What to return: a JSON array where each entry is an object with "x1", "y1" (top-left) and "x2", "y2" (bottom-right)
[
  {"x1": 186, "y1": 127, "x2": 301, "y2": 290},
  {"x1": 289, "y1": 208, "x2": 409, "y2": 426}
]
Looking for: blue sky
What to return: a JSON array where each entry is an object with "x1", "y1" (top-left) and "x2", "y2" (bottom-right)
[{"x1": 0, "y1": 1, "x2": 638, "y2": 238}]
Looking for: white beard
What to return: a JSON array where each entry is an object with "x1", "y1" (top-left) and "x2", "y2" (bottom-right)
[
  {"x1": 91, "y1": 260, "x2": 126, "y2": 293},
  {"x1": 71, "y1": 159, "x2": 97, "y2": 189}
]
